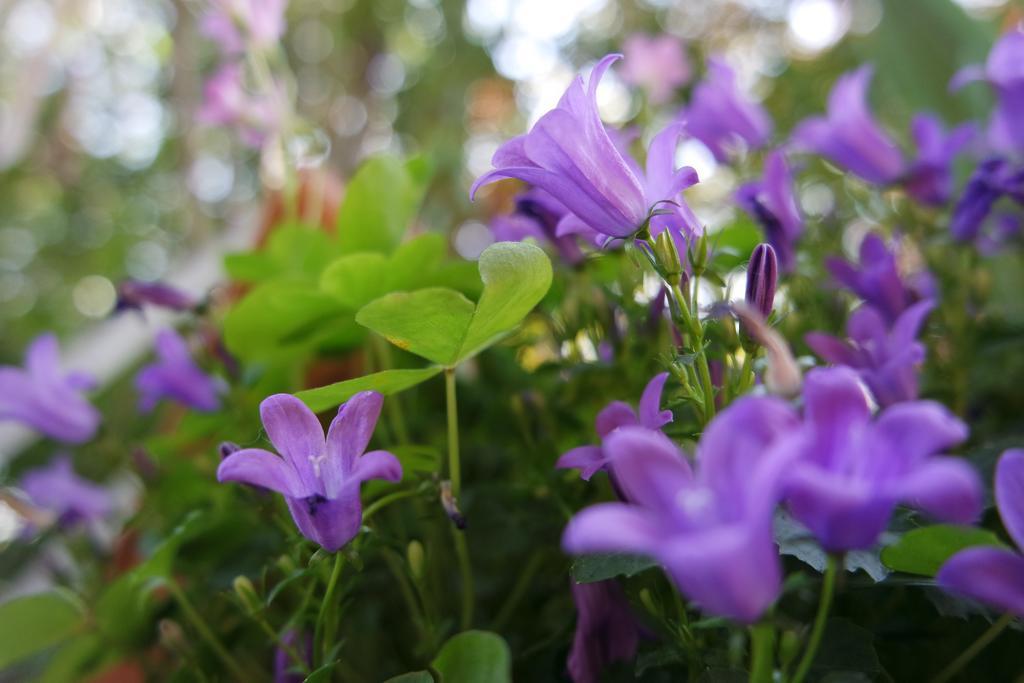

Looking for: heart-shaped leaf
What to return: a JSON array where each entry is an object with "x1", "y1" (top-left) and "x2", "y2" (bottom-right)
[
  {"x1": 881, "y1": 524, "x2": 1007, "y2": 576},
  {"x1": 356, "y1": 242, "x2": 552, "y2": 367},
  {"x1": 0, "y1": 590, "x2": 85, "y2": 670},
  {"x1": 296, "y1": 367, "x2": 443, "y2": 413},
  {"x1": 432, "y1": 631, "x2": 511, "y2": 683}
]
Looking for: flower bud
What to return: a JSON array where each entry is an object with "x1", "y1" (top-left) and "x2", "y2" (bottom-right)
[
  {"x1": 440, "y1": 481, "x2": 467, "y2": 530},
  {"x1": 745, "y1": 243, "x2": 778, "y2": 320},
  {"x1": 115, "y1": 280, "x2": 197, "y2": 314},
  {"x1": 158, "y1": 619, "x2": 189, "y2": 654},
  {"x1": 652, "y1": 230, "x2": 682, "y2": 281},
  {"x1": 407, "y1": 540, "x2": 425, "y2": 581},
  {"x1": 233, "y1": 576, "x2": 261, "y2": 615},
  {"x1": 219, "y1": 442, "x2": 242, "y2": 460},
  {"x1": 688, "y1": 227, "x2": 710, "y2": 276},
  {"x1": 732, "y1": 302, "x2": 802, "y2": 398},
  {"x1": 779, "y1": 630, "x2": 801, "y2": 668},
  {"x1": 276, "y1": 554, "x2": 298, "y2": 575}
]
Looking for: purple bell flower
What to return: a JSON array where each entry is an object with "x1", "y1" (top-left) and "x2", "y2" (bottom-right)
[
  {"x1": 567, "y1": 579, "x2": 641, "y2": 683},
  {"x1": 783, "y1": 367, "x2": 981, "y2": 553},
  {"x1": 805, "y1": 300, "x2": 933, "y2": 407},
  {"x1": 825, "y1": 233, "x2": 925, "y2": 325},
  {"x1": 115, "y1": 280, "x2": 198, "y2": 314},
  {"x1": 745, "y1": 243, "x2": 778, "y2": 320},
  {"x1": 490, "y1": 188, "x2": 585, "y2": 265},
  {"x1": 619, "y1": 33, "x2": 691, "y2": 105},
  {"x1": 792, "y1": 66, "x2": 905, "y2": 185},
  {"x1": 950, "y1": 27, "x2": 1024, "y2": 154},
  {"x1": 135, "y1": 329, "x2": 223, "y2": 413},
  {"x1": 556, "y1": 372, "x2": 673, "y2": 482},
  {"x1": 0, "y1": 334, "x2": 101, "y2": 444},
  {"x1": 682, "y1": 57, "x2": 773, "y2": 162},
  {"x1": 950, "y1": 157, "x2": 1024, "y2": 242},
  {"x1": 938, "y1": 449, "x2": 1024, "y2": 615},
  {"x1": 218, "y1": 392, "x2": 402, "y2": 552},
  {"x1": 903, "y1": 114, "x2": 977, "y2": 206},
  {"x1": 20, "y1": 455, "x2": 111, "y2": 529},
  {"x1": 563, "y1": 396, "x2": 800, "y2": 623},
  {"x1": 471, "y1": 55, "x2": 698, "y2": 240},
  {"x1": 201, "y1": 0, "x2": 288, "y2": 55},
  {"x1": 736, "y1": 150, "x2": 803, "y2": 272}
]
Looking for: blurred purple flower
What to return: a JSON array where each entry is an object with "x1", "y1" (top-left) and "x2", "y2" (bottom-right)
[
  {"x1": 556, "y1": 372, "x2": 672, "y2": 482},
  {"x1": 274, "y1": 629, "x2": 312, "y2": 683},
  {"x1": 736, "y1": 150, "x2": 803, "y2": 271},
  {"x1": 472, "y1": 55, "x2": 698, "y2": 240},
  {"x1": 806, "y1": 300, "x2": 933, "y2": 407},
  {"x1": 938, "y1": 449, "x2": 1024, "y2": 615},
  {"x1": 903, "y1": 114, "x2": 977, "y2": 206},
  {"x1": 567, "y1": 579, "x2": 641, "y2": 683},
  {"x1": 135, "y1": 329, "x2": 223, "y2": 413},
  {"x1": 491, "y1": 188, "x2": 585, "y2": 265},
  {"x1": 950, "y1": 27, "x2": 1024, "y2": 154},
  {"x1": 745, "y1": 243, "x2": 778, "y2": 319},
  {"x1": 563, "y1": 396, "x2": 800, "y2": 622},
  {"x1": 218, "y1": 392, "x2": 402, "y2": 552},
  {"x1": 783, "y1": 367, "x2": 981, "y2": 553},
  {"x1": 683, "y1": 57, "x2": 773, "y2": 162},
  {"x1": 0, "y1": 334, "x2": 101, "y2": 444},
  {"x1": 201, "y1": 0, "x2": 287, "y2": 54},
  {"x1": 198, "y1": 63, "x2": 283, "y2": 148},
  {"x1": 115, "y1": 280, "x2": 198, "y2": 314},
  {"x1": 792, "y1": 66, "x2": 904, "y2": 185},
  {"x1": 620, "y1": 33, "x2": 691, "y2": 105},
  {"x1": 20, "y1": 456, "x2": 111, "y2": 528},
  {"x1": 826, "y1": 233, "x2": 926, "y2": 324},
  {"x1": 950, "y1": 157, "x2": 1024, "y2": 242}
]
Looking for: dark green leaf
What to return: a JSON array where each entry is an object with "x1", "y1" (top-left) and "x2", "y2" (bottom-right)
[
  {"x1": 383, "y1": 673, "x2": 433, "y2": 683},
  {"x1": 0, "y1": 590, "x2": 85, "y2": 669},
  {"x1": 571, "y1": 553, "x2": 658, "y2": 583},
  {"x1": 881, "y1": 525, "x2": 1007, "y2": 577},
  {"x1": 432, "y1": 630, "x2": 511, "y2": 683},
  {"x1": 809, "y1": 618, "x2": 885, "y2": 679},
  {"x1": 303, "y1": 662, "x2": 337, "y2": 683},
  {"x1": 295, "y1": 367, "x2": 444, "y2": 413}
]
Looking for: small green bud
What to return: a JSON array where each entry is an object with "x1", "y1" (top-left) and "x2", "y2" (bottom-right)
[
  {"x1": 689, "y1": 227, "x2": 710, "y2": 276},
  {"x1": 276, "y1": 554, "x2": 298, "y2": 575},
  {"x1": 779, "y1": 630, "x2": 801, "y2": 668},
  {"x1": 652, "y1": 230, "x2": 682, "y2": 281},
  {"x1": 638, "y1": 588, "x2": 659, "y2": 617},
  {"x1": 233, "y1": 576, "x2": 261, "y2": 615},
  {"x1": 407, "y1": 540, "x2": 425, "y2": 582},
  {"x1": 158, "y1": 618, "x2": 189, "y2": 654}
]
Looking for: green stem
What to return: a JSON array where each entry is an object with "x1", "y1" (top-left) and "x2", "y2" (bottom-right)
[
  {"x1": 314, "y1": 552, "x2": 345, "y2": 666},
  {"x1": 253, "y1": 617, "x2": 310, "y2": 676},
  {"x1": 791, "y1": 554, "x2": 840, "y2": 683},
  {"x1": 670, "y1": 283, "x2": 716, "y2": 421},
  {"x1": 167, "y1": 580, "x2": 254, "y2": 682},
  {"x1": 452, "y1": 524, "x2": 474, "y2": 630},
  {"x1": 362, "y1": 488, "x2": 420, "y2": 522},
  {"x1": 749, "y1": 622, "x2": 776, "y2": 683},
  {"x1": 445, "y1": 368, "x2": 461, "y2": 497},
  {"x1": 932, "y1": 612, "x2": 1014, "y2": 683},
  {"x1": 493, "y1": 553, "x2": 544, "y2": 631}
]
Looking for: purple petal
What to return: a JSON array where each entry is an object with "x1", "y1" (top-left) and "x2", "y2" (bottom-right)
[
  {"x1": 897, "y1": 457, "x2": 982, "y2": 524},
  {"x1": 785, "y1": 467, "x2": 894, "y2": 552},
  {"x1": 556, "y1": 445, "x2": 607, "y2": 481},
  {"x1": 285, "y1": 494, "x2": 362, "y2": 553},
  {"x1": 637, "y1": 372, "x2": 673, "y2": 430},
  {"x1": 562, "y1": 502, "x2": 663, "y2": 557},
  {"x1": 996, "y1": 449, "x2": 1024, "y2": 551},
  {"x1": 605, "y1": 427, "x2": 693, "y2": 513},
  {"x1": 890, "y1": 299, "x2": 934, "y2": 347},
  {"x1": 260, "y1": 394, "x2": 325, "y2": 494},
  {"x1": 324, "y1": 391, "x2": 385, "y2": 496},
  {"x1": 949, "y1": 64, "x2": 987, "y2": 92},
  {"x1": 349, "y1": 450, "x2": 402, "y2": 487},
  {"x1": 805, "y1": 332, "x2": 860, "y2": 367},
  {"x1": 872, "y1": 401, "x2": 968, "y2": 464},
  {"x1": 595, "y1": 402, "x2": 639, "y2": 438},
  {"x1": 802, "y1": 367, "x2": 871, "y2": 430},
  {"x1": 218, "y1": 448, "x2": 311, "y2": 498},
  {"x1": 938, "y1": 547, "x2": 1024, "y2": 616}
]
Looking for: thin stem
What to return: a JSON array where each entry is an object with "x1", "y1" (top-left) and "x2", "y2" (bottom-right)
[
  {"x1": 167, "y1": 580, "x2": 254, "y2": 682},
  {"x1": 445, "y1": 368, "x2": 461, "y2": 497},
  {"x1": 932, "y1": 612, "x2": 1014, "y2": 683},
  {"x1": 313, "y1": 552, "x2": 345, "y2": 666},
  {"x1": 253, "y1": 617, "x2": 310, "y2": 676},
  {"x1": 749, "y1": 622, "x2": 776, "y2": 683},
  {"x1": 791, "y1": 554, "x2": 840, "y2": 683},
  {"x1": 670, "y1": 283, "x2": 716, "y2": 421},
  {"x1": 493, "y1": 553, "x2": 544, "y2": 631},
  {"x1": 452, "y1": 525, "x2": 474, "y2": 630},
  {"x1": 363, "y1": 488, "x2": 420, "y2": 522}
]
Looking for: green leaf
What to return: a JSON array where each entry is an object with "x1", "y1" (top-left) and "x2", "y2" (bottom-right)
[
  {"x1": 383, "y1": 673, "x2": 433, "y2": 683},
  {"x1": 432, "y1": 631, "x2": 511, "y2": 683},
  {"x1": 303, "y1": 662, "x2": 337, "y2": 683},
  {"x1": 0, "y1": 590, "x2": 85, "y2": 669},
  {"x1": 356, "y1": 242, "x2": 552, "y2": 367},
  {"x1": 390, "y1": 445, "x2": 443, "y2": 474},
  {"x1": 571, "y1": 553, "x2": 658, "y2": 583},
  {"x1": 356, "y1": 288, "x2": 476, "y2": 365},
  {"x1": 457, "y1": 242, "x2": 553, "y2": 361},
  {"x1": 808, "y1": 618, "x2": 884, "y2": 679},
  {"x1": 295, "y1": 367, "x2": 443, "y2": 413},
  {"x1": 224, "y1": 251, "x2": 278, "y2": 282},
  {"x1": 225, "y1": 224, "x2": 341, "y2": 284},
  {"x1": 338, "y1": 155, "x2": 431, "y2": 254},
  {"x1": 881, "y1": 525, "x2": 1007, "y2": 577}
]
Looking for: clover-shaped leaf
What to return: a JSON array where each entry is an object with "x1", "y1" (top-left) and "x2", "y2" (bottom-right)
[{"x1": 355, "y1": 242, "x2": 552, "y2": 367}]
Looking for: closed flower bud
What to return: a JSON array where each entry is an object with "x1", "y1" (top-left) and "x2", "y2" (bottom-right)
[
  {"x1": 218, "y1": 441, "x2": 242, "y2": 460},
  {"x1": 689, "y1": 227, "x2": 710, "y2": 276},
  {"x1": 233, "y1": 576, "x2": 261, "y2": 615},
  {"x1": 276, "y1": 554, "x2": 298, "y2": 575},
  {"x1": 745, "y1": 243, "x2": 778, "y2": 319},
  {"x1": 440, "y1": 481, "x2": 467, "y2": 530},
  {"x1": 652, "y1": 230, "x2": 682, "y2": 281},
  {"x1": 779, "y1": 630, "x2": 801, "y2": 668},
  {"x1": 158, "y1": 618, "x2": 189, "y2": 654},
  {"x1": 407, "y1": 540, "x2": 425, "y2": 581}
]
